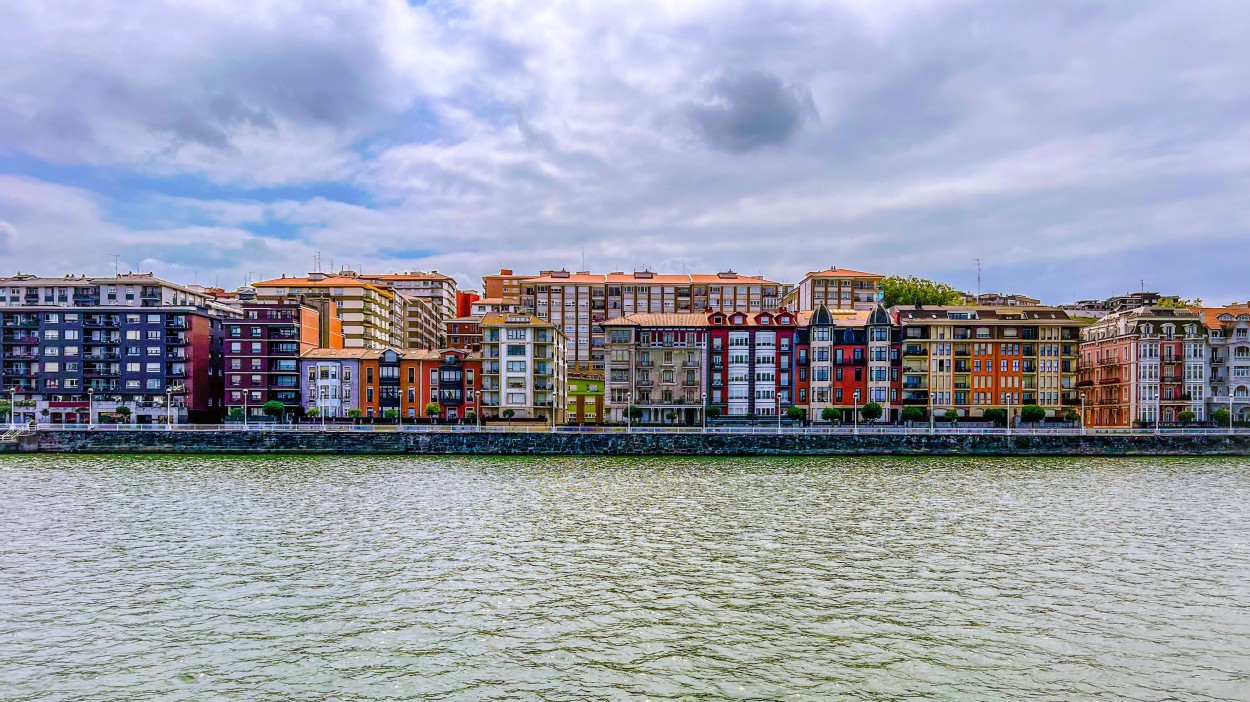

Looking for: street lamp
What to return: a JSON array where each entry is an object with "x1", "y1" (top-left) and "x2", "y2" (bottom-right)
[
  {"x1": 1080, "y1": 392, "x2": 1087, "y2": 436},
  {"x1": 776, "y1": 393, "x2": 782, "y2": 435},
  {"x1": 928, "y1": 389, "x2": 935, "y2": 436},
  {"x1": 1230, "y1": 392, "x2": 1235, "y2": 435},
  {"x1": 165, "y1": 388, "x2": 174, "y2": 431},
  {"x1": 1006, "y1": 393, "x2": 1012, "y2": 436},
  {"x1": 243, "y1": 391, "x2": 249, "y2": 430},
  {"x1": 701, "y1": 391, "x2": 707, "y2": 434},
  {"x1": 626, "y1": 391, "x2": 632, "y2": 434},
  {"x1": 8, "y1": 386, "x2": 16, "y2": 430},
  {"x1": 87, "y1": 388, "x2": 94, "y2": 429},
  {"x1": 853, "y1": 388, "x2": 861, "y2": 436}
]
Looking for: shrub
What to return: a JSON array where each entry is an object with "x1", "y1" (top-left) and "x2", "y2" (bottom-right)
[
  {"x1": 786, "y1": 406, "x2": 805, "y2": 421},
  {"x1": 1020, "y1": 404, "x2": 1047, "y2": 423},
  {"x1": 705, "y1": 406, "x2": 722, "y2": 420},
  {"x1": 900, "y1": 406, "x2": 925, "y2": 423},
  {"x1": 1063, "y1": 410, "x2": 1080, "y2": 423},
  {"x1": 305, "y1": 407, "x2": 320, "y2": 418},
  {"x1": 820, "y1": 407, "x2": 839, "y2": 422},
  {"x1": 943, "y1": 409, "x2": 959, "y2": 423},
  {"x1": 1212, "y1": 408, "x2": 1232, "y2": 425},
  {"x1": 1178, "y1": 410, "x2": 1197, "y2": 425},
  {"x1": 383, "y1": 409, "x2": 400, "y2": 421},
  {"x1": 425, "y1": 403, "x2": 441, "y2": 418},
  {"x1": 626, "y1": 405, "x2": 643, "y2": 420},
  {"x1": 502, "y1": 408, "x2": 516, "y2": 419},
  {"x1": 665, "y1": 410, "x2": 677, "y2": 424},
  {"x1": 860, "y1": 402, "x2": 883, "y2": 421},
  {"x1": 262, "y1": 400, "x2": 285, "y2": 419},
  {"x1": 983, "y1": 408, "x2": 1008, "y2": 426}
]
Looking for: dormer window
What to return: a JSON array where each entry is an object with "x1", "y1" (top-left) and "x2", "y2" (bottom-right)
[
  {"x1": 759, "y1": 315, "x2": 771, "y2": 325},
  {"x1": 778, "y1": 315, "x2": 790, "y2": 324},
  {"x1": 712, "y1": 314, "x2": 724, "y2": 324},
  {"x1": 731, "y1": 314, "x2": 745, "y2": 324}
]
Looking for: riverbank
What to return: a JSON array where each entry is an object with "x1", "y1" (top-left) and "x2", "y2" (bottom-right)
[{"x1": 5, "y1": 428, "x2": 1250, "y2": 456}]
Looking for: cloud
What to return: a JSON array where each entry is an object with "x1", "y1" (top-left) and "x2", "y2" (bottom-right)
[
  {"x1": 0, "y1": 0, "x2": 1248, "y2": 305},
  {"x1": 685, "y1": 70, "x2": 818, "y2": 153}
]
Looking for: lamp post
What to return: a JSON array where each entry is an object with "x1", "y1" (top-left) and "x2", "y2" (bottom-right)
[
  {"x1": 1080, "y1": 392, "x2": 1087, "y2": 436},
  {"x1": 701, "y1": 391, "x2": 707, "y2": 434},
  {"x1": 853, "y1": 388, "x2": 861, "y2": 436},
  {"x1": 8, "y1": 387, "x2": 16, "y2": 430},
  {"x1": 87, "y1": 388, "x2": 94, "y2": 429},
  {"x1": 166, "y1": 388, "x2": 174, "y2": 431},
  {"x1": 776, "y1": 393, "x2": 782, "y2": 435},
  {"x1": 1230, "y1": 392, "x2": 1235, "y2": 435},
  {"x1": 1006, "y1": 394, "x2": 1012, "y2": 436},
  {"x1": 243, "y1": 391, "x2": 249, "y2": 430},
  {"x1": 928, "y1": 390, "x2": 935, "y2": 436},
  {"x1": 626, "y1": 391, "x2": 632, "y2": 434}
]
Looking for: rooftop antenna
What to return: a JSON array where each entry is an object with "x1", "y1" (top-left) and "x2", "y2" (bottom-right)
[
  {"x1": 975, "y1": 258, "x2": 982, "y2": 298},
  {"x1": 110, "y1": 254, "x2": 120, "y2": 277},
  {"x1": 581, "y1": 247, "x2": 586, "y2": 270},
  {"x1": 315, "y1": 251, "x2": 322, "y2": 272}
]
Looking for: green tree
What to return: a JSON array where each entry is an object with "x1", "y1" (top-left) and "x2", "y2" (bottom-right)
[
  {"x1": 943, "y1": 409, "x2": 959, "y2": 423},
  {"x1": 983, "y1": 408, "x2": 1008, "y2": 426},
  {"x1": 820, "y1": 407, "x2": 839, "y2": 422},
  {"x1": 305, "y1": 407, "x2": 320, "y2": 418},
  {"x1": 262, "y1": 400, "x2": 285, "y2": 420},
  {"x1": 0, "y1": 399, "x2": 10, "y2": 423},
  {"x1": 465, "y1": 411, "x2": 477, "y2": 423},
  {"x1": 1157, "y1": 297, "x2": 1203, "y2": 309},
  {"x1": 626, "y1": 405, "x2": 643, "y2": 420},
  {"x1": 425, "y1": 403, "x2": 441, "y2": 421},
  {"x1": 879, "y1": 275, "x2": 965, "y2": 308},
  {"x1": 665, "y1": 410, "x2": 678, "y2": 424},
  {"x1": 1020, "y1": 404, "x2": 1047, "y2": 423},
  {"x1": 705, "y1": 406, "x2": 722, "y2": 420},
  {"x1": 1212, "y1": 408, "x2": 1232, "y2": 426},
  {"x1": 860, "y1": 402, "x2": 883, "y2": 422},
  {"x1": 786, "y1": 406, "x2": 805, "y2": 421},
  {"x1": 383, "y1": 408, "x2": 400, "y2": 422},
  {"x1": 115, "y1": 405, "x2": 132, "y2": 423},
  {"x1": 900, "y1": 406, "x2": 925, "y2": 423},
  {"x1": 347, "y1": 408, "x2": 363, "y2": 423},
  {"x1": 1178, "y1": 410, "x2": 1197, "y2": 425},
  {"x1": 1063, "y1": 409, "x2": 1080, "y2": 423},
  {"x1": 745, "y1": 411, "x2": 758, "y2": 421},
  {"x1": 502, "y1": 408, "x2": 516, "y2": 419}
]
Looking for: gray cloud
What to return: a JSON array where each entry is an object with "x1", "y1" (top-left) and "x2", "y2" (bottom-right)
[{"x1": 685, "y1": 70, "x2": 817, "y2": 153}]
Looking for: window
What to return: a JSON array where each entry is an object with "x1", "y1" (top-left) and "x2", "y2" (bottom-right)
[{"x1": 507, "y1": 344, "x2": 526, "y2": 356}]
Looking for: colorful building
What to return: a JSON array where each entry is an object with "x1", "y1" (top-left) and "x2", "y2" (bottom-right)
[
  {"x1": 1200, "y1": 306, "x2": 1250, "y2": 423},
  {"x1": 299, "y1": 347, "x2": 481, "y2": 421},
  {"x1": 252, "y1": 273, "x2": 404, "y2": 349},
  {"x1": 1080, "y1": 308, "x2": 1208, "y2": 427},
  {"x1": 0, "y1": 273, "x2": 237, "y2": 424},
  {"x1": 482, "y1": 269, "x2": 531, "y2": 301},
  {"x1": 705, "y1": 308, "x2": 801, "y2": 418},
  {"x1": 784, "y1": 266, "x2": 884, "y2": 311},
  {"x1": 602, "y1": 313, "x2": 709, "y2": 424},
  {"x1": 221, "y1": 296, "x2": 342, "y2": 419},
  {"x1": 480, "y1": 313, "x2": 567, "y2": 422},
  {"x1": 359, "y1": 271, "x2": 458, "y2": 322},
  {"x1": 566, "y1": 373, "x2": 605, "y2": 424},
  {"x1": 899, "y1": 305, "x2": 1086, "y2": 422},
  {"x1": 801, "y1": 304, "x2": 901, "y2": 422}
]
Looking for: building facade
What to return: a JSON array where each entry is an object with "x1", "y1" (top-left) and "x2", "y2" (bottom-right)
[
  {"x1": 221, "y1": 297, "x2": 343, "y2": 419},
  {"x1": 1201, "y1": 306, "x2": 1250, "y2": 423},
  {"x1": 482, "y1": 269, "x2": 531, "y2": 301},
  {"x1": 299, "y1": 347, "x2": 481, "y2": 421},
  {"x1": 521, "y1": 270, "x2": 780, "y2": 373},
  {"x1": 801, "y1": 305, "x2": 901, "y2": 422},
  {"x1": 480, "y1": 313, "x2": 567, "y2": 421},
  {"x1": 705, "y1": 309, "x2": 801, "y2": 418},
  {"x1": 359, "y1": 271, "x2": 458, "y2": 322},
  {"x1": 602, "y1": 313, "x2": 708, "y2": 425},
  {"x1": 252, "y1": 273, "x2": 404, "y2": 348},
  {"x1": 566, "y1": 374, "x2": 605, "y2": 424},
  {"x1": 0, "y1": 273, "x2": 236, "y2": 424},
  {"x1": 1080, "y1": 308, "x2": 1209, "y2": 427},
  {"x1": 898, "y1": 305, "x2": 1086, "y2": 422},
  {"x1": 784, "y1": 267, "x2": 884, "y2": 311}
]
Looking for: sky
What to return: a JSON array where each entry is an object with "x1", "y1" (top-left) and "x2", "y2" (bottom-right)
[{"x1": 1, "y1": 0, "x2": 1247, "y2": 305}]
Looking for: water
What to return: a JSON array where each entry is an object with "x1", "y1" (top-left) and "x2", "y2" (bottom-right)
[{"x1": 2, "y1": 456, "x2": 1249, "y2": 701}]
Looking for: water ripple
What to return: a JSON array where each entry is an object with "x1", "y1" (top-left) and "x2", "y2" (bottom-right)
[{"x1": 2, "y1": 455, "x2": 1249, "y2": 700}]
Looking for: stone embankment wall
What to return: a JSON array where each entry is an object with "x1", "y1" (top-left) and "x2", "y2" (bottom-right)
[{"x1": 9, "y1": 430, "x2": 1250, "y2": 456}]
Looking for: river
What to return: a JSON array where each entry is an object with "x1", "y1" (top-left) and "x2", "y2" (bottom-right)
[{"x1": 1, "y1": 455, "x2": 1248, "y2": 700}]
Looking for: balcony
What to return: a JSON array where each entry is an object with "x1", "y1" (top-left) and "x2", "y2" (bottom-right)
[
  {"x1": 903, "y1": 346, "x2": 928, "y2": 357},
  {"x1": 3, "y1": 319, "x2": 40, "y2": 329}
]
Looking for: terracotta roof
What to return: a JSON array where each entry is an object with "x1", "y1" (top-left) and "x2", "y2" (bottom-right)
[
  {"x1": 480, "y1": 312, "x2": 560, "y2": 331},
  {"x1": 252, "y1": 276, "x2": 394, "y2": 297},
  {"x1": 803, "y1": 268, "x2": 885, "y2": 279},
  {"x1": 445, "y1": 316, "x2": 483, "y2": 324},
  {"x1": 300, "y1": 347, "x2": 452, "y2": 361},
  {"x1": 705, "y1": 309, "x2": 802, "y2": 327},
  {"x1": 602, "y1": 312, "x2": 711, "y2": 327},
  {"x1": 892, "y1": 305, "x2": 1087, "y2": 323},
  {"x1": 362, "y1": 272, "x2": 454, "y2": 281},
  {"x1": 473, "y1": 297, "x2": 518, "y2": 305},
  {"x1": 522, "y1": 271, "x2": 780, "y2": 286},
  {"x1": 1197, "y1": 306, "x2": 1250, "y2": 328}
]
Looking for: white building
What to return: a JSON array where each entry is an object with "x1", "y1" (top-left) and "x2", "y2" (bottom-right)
[{"x1": 480, "y1": 313, "x2": 567, "y2": 421}]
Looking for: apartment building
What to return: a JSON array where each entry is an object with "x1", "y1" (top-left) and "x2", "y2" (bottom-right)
[
  {"x1": 602, "y1": 313, "x2": 708, "y2": 425},
  {"x1": 705, "y1": 309, "x2": 801, "y2": 418},
  {"x1": 482, "y1": 269, "x2": 531, "y2": 300},
  {"x1": 444, "y1": 317, "x2": 482, "y2": 351},
  {"x1": 567, "y1": 374, "x2": 605, "y2": 424},
  {"x1": 398, "y1": 296, "x2": 443, "y2": 349},
  {"x1": 1080, "y1": 308, "x2": 1209, "y2": 427},
  {"x1": 252, "y1": 273, "x2": 403, "y2": 349},
  {"x1": 359, "y1": 271, "x2": 458, "y2": 321},
  {"x1": 897, "y1": 305, "x2": 1086, "y2": 422},
  {"x1": 0, "y1": 273, "x2": 238, "y2": 424},
  {"x1": 801, "y1": 305, "x2": 901, "y2": 422},
  {"x1": 479, "y1": 313, "x2": 567, "y2": 421},
  {"x1": 1062, "y1": 291, "x2": 1181, "y2": 319},
  {"x1": 1201, "y1": 306, "x2": 1250, "y2": 423},
  {"x1": 299, "y1": 347, "x2": 481, "y2": 421},
  {"x1": 220, "y1": 297, "x2": 343, "y2": 419},
  {"x1": 784, "y1": 266, "x2": 884, "y2": 311},
  {"x1": 521, "y1": 270, "x2": 780, "y2": 373}
]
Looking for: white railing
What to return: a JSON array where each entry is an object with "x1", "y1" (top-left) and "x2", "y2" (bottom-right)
[{"x1": 21, "y1": 423, "x2": 1250, "y2": 436}]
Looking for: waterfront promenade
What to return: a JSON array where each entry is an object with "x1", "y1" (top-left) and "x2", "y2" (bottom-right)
[{"x1": 5, "y1": 424, "x2": 1250, "y2": 456}]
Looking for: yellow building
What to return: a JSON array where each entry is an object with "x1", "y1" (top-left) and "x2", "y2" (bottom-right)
[
  {"x1": 252, "y1": 273, "x2": 404, "y2": 349},
  {"x1": 784, "y1": 266, "x2": 884, "y2": 311}
]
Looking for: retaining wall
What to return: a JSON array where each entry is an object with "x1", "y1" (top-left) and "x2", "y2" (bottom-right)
[{"x1": 10, "y1": 430, "x2": 1250, "y2": 456}]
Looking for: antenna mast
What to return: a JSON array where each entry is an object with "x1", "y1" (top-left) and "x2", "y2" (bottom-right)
[
  {"x1": 110, "y1": 254, "x2": 121, "y2": 277},
  {"x1": 975, "y1": 258, "x2": 982, "y2": 299}
]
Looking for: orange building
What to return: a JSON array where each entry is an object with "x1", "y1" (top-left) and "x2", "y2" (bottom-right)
[
  {"x1": 350, "y1": 347, "x2": 482, "y2": 421},
  {"x1": 482, "y1": 269, "x2": 531, "y2": 300}
]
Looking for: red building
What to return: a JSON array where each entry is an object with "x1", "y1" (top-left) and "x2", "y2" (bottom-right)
[
  {"x1": 799, "y1": 305, "x2": 902, "y2": 422},
  {"x1": 705, "y1": 308, "x2": 801, "y2": 418}
]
